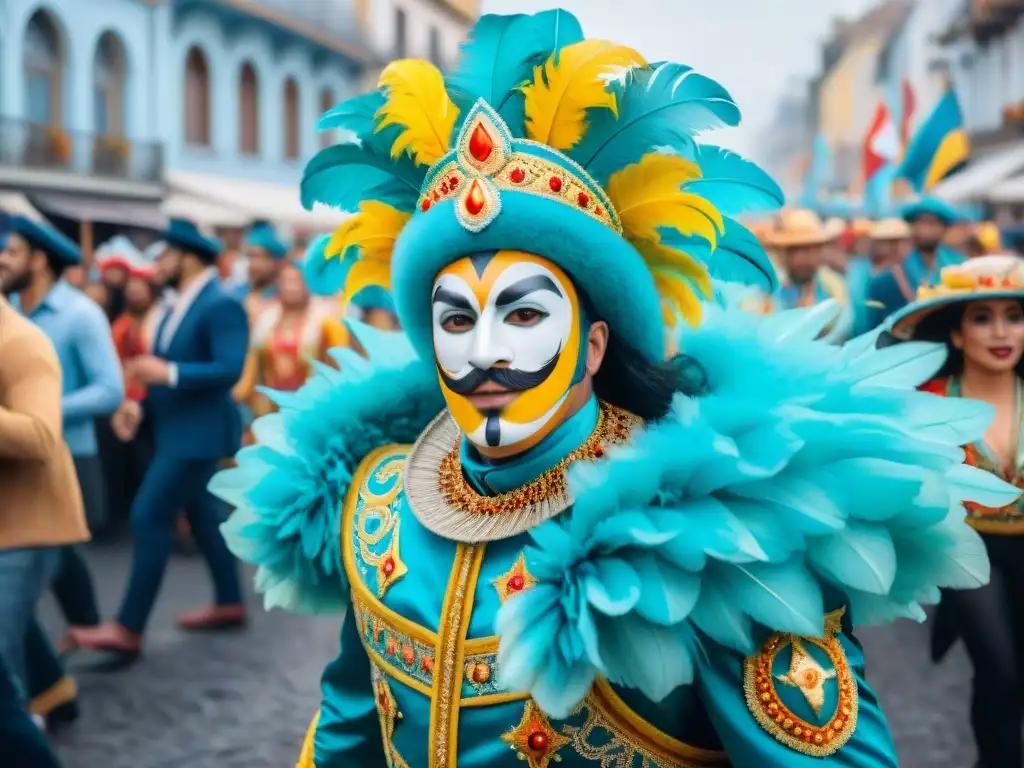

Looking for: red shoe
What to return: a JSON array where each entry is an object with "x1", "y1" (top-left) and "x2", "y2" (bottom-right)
[
  {"x1": 67, "y1": 622, "x2": 142, "y2": 656},
  {"x1": 176, "y1": 604, "x2": 247, "y2": 631}
]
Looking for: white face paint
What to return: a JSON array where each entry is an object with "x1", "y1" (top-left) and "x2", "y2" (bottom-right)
[{"x1": 431, "y1": 251, "x2": 582, "y2": 454}]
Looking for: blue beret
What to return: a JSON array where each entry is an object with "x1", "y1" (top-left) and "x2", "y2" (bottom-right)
[
  {"x1": 164, "y1": 218, "x2": 222, "y2": 262},
  {"x1": 900, "y1": 197, "x2": 960, "y2": 226},
  {"x1": 8, "y1": 215, "x2": 81, "y2": 265},
  {"x1": 244, "y1": 220, "x2": 288, "y2": 259}
]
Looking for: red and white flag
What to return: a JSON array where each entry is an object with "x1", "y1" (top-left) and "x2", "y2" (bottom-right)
[{"x1": 862, "y1": 100, "x2": 899, "y2": 181}]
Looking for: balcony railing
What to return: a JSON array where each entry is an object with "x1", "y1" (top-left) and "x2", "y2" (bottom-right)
[{"x1": 0, "y1": 118, "x2": 164, "y2": 186}]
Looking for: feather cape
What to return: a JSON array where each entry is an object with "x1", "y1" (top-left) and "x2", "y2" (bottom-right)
[{"x1": 210, "y1": 302, "x2": 1015, "y2": 720}]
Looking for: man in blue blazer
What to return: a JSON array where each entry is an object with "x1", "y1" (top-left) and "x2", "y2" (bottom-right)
[{"x1": 70, "y1": 219, "x2": 248, "y2": 659}]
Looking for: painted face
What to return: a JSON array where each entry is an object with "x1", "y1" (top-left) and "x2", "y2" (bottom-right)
[
  {"x1": 432, "y1": 250, "x2": 583, "y2": 456},
  {"x1": 954, "y1": 298, "x2": 1024, "y2": 374}
]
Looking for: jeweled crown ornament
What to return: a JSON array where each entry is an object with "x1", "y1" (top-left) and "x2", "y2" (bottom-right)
[{"x1": 418, "y1": 100, "x2": 620, "y2": 234}]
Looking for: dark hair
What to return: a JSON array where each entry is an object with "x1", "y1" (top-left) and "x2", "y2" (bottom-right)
[
  {"x1": 911, "y1": 299, "x2": 1024, "y2": 378},
  {"x1": 43, "y1": 251, "x2": 66, "y2": 280},
  {"x1": 593, "y1": 332, "x2": 706, "y2": 421}
]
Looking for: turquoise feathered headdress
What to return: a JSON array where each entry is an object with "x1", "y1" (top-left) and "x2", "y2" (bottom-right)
[{"x1": 301, "y1": 9, "x2": 784, "y2": 360}]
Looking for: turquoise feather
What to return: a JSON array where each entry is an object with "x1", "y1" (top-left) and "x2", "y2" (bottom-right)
[
  {"x1": 446, "y1": 9, "x2": 583, "y2": 136},
  {"x1": 683, "y1": 144, "x2": 785, "y2": 215},
  {"x1": 495, "y1": 299, "x2": 1019, "y2": 717},
  {"x1": 318, "y1": 91, "x2": 385, "y2": 137},
  {"x1": 300, "y1": 142, "x2": 425, "y2": 213},
  {"x1": 665, "y1": 218, "x2": 778, "y2": 293},
  {"x1": 574, "y1": 62, "x2": 741, "y2": 185},
  {"x1": 209, "y1": 322, "x2": 445, "y2": 615}
]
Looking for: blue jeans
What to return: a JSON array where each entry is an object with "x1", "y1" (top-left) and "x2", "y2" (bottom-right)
[
  {"x1": 0, "y1": 652, "x2": 62, "y2": 768},
  {"x1": 0, "y1": 548, "x2": 59, "y2": 698},
  {"x1": 117, "y1": 455, "x2": 242, "y2": 634}
]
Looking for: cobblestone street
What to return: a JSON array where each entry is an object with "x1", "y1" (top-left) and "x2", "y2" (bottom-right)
[{"x1": 45, "y1": 540, "x2": 976, "y2": 768}]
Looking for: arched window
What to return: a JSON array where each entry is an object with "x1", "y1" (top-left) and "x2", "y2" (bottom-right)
[
  {"x1": 184, "y1": 46, "x2": 210, "y2": 146},
  {"x1": 93, "y1": 31, "x2": 126, "y2": 137},
  {"x1": 319, "y1": 88, "x2": 334, "y2": 148},
  {"x1": 23, "y1": 10, "x2": 64, "y2": 125},
  {"x1": 283, "y1": 78, "x2": 300, "y2": 159},
  {"x1": 239, "y1": 62, "x2": 260, "y2": 156}
]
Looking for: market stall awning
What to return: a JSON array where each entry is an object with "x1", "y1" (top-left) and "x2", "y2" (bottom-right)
[
  {"x1": 931, "y1": 142, "x2": 1024, "y2": 202},
  {"x1": 29, "y1": 191, "x2": 166, "y2": 229},
  {"x1": 166, "y1": 171, "x2": 345, "y2": 232},
  {"x1": 162, "y1": 193, "x2": 250, "y2": 228}
]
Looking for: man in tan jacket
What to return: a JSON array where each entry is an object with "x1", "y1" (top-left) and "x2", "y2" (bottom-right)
[{"x1": 0, "y1": 292, "x2": 87, "y2": 749}]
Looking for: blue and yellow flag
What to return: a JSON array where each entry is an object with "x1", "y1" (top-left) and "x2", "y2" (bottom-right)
[{"x1": 897, "y1": 88, "x2": 969, "y2": 192}]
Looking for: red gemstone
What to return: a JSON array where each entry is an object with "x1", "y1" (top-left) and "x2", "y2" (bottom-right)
[
  {"x1": 549, "y1": 176, "x2": 562, "y2": 192},
  {"x1": 465, "y1": 180, "x2": 486, "y2": 216},
  {"x1": 378, "y1": 691, "x2": 388, "y2": 708},
  {"x1": 432, "y1": 190, "x2": 440, "y2": 202},
  {"x1": 382, "y1": 557, "x2": 395, "y2": 576},
  {"x1": 468, "y1": 123, "x2": 494, "y2": 162},
  {"x1": 440, "y1": 182, "x2": 449, "y2": 194},
  {"x1": 595, "y1": 206, "x2": 604, "y2": 216},
  {"x1": 449, "y1": 176, "x2": 460, "y2": 188},
  {"x1": 980, "y1": 276, "x2": 994, "y2": 286},
  {"x1": 527, "y1": 731, "x2": 548, "y2": 751},
  {"x1": 577, "y1": 192, "x2": 589, "y2": 207},
  {"x1": 594, "y1": 446, "x2": 605, "y2": 458},
  {"x1": 421, "y1": 199, "x2": 431, "y2": 212},
  {"x1": 510, "y1": 167, "x2": 526, "y2": 184},
  {"x1": 508, "y1": 574, "x2": 525, "y2": 591}
]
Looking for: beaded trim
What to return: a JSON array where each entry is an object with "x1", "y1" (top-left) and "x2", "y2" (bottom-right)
[{"x1": 405, "y1": 402, "x2": 639, "y2": 542}]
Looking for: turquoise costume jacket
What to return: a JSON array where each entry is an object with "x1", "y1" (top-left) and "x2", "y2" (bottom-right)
[
  {"x1": 866, "y1": 245, "x2": 964, "y2": 330},
  {"x1": 214, "y1": 311, "x2": 1018, "y2": 768},
  {"x1": 309, "y1": 399, "x2": 897, "y2": 767}
]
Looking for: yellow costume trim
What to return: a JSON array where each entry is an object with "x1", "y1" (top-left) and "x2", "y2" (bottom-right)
[
  {"x1": 29, "y1": 675, "x2": 76, "y2": 716},
  {"x1": 428, "y1": 543, "x2": 486, "y2": 767},
  {"x1": 492, "y1": 552, "x2": 538, "y2": 603},
  {"x1": 743, "y1": 607, "x2": 857, "y2": 757},
  {"x1": 372, "y1": 663, "x2": 411, "y2": 767},
  {"x1": 295, "y1": 709, "x2": 318, "y2": 768}
]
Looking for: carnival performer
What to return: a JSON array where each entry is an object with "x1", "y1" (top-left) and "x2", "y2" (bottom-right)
[
  {"x1": 848, "y1": 218, "x2": 910, "y2": 337},
  {"x1": 213, "y1": 10, "x2": 1017, "y2": 767},
  {"x1": 885, "y1": 254, "x2": 1024, "y2": 768},
  {"x1": 868, "y1": 197, "x2": 964, "y2": 326},
  {"x1": 233, "y1": 241, "x2": 348, "y2": 432}
]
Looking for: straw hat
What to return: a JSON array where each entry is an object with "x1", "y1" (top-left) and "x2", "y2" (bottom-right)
[
  {"x1": 868, "y1": 218, "x2": 911, "y2": 241},
  {"x1": 851, "y1": 218, "x2": 874, "y2": 237},
  {"x1": 887, "y1": 254, "x2": 1024, "y2": 339},
  {"x1": 764, "y1": 209, "x2": 837, "y2": 248}
]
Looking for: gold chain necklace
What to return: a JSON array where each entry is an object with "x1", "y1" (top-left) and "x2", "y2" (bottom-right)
[{"x1": 437, "y1": 401, "x2": 639, "y2": 516}]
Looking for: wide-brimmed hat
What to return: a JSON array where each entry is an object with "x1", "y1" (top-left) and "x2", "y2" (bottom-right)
[
  {"x1": 7, "y1": 215, "x2": 80, "y2": 266},
  {"x1": 899, "y1": 196, "x2": 960, "y2": 226},
  {"x1": 887, "y1": 254, "x2": 1024, "y2": 339},
  {"x1": 764, "y1": 209, "x2": 838, "y2": 248},
  {"x1": 869, "y1": 218, "x2": 911, "y2": 241},
  {"x1": 299, "y1": 10, "x2": 785, "y2": 363},
  {"x1": 244, "y1": 220, "x2": 288, "y2": 259}
]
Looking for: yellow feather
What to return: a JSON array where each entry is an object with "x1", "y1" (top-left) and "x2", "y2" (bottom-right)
[
  {"x1": 522, "y1": 40, "x2": 647, "y2": 151},
  {"x1": 635, "y1": 240, "x2": 712, "y2": 298},
  {"x1": 323, "y1": 202, "x2": 411, "y2": 300},
  {"x1": 654, "y1": 271, "x2": 703, "y2": 327},
  {"x1": 345, "y1": 259, "x2": 392, "y2": 299},
  {"x1": 325, "y1": 217, "x2": 359, "y2": 260},
  {"x1": 375, "y1": 59, "x2": 460, "y2": 166}
]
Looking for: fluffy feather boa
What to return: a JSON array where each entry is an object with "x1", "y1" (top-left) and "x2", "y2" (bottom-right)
[
  {"x1": 211, "y1": 321, "x2": 443, "y2": 614},
  {"x1": 494, "y1": 296, "x2": 1019, "y2": 717}
]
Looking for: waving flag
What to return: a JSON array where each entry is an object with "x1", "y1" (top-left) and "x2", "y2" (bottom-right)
[
  {"x1": 897, "y1": 87, "x2": 969, "y2": 191},
  {"x1": 863, "y1": 100, "x2": 899, "y2": 182}
]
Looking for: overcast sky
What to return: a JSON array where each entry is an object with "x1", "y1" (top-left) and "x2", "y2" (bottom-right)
[{"x1": 479, "y1": 0, "x2": 880, "y2": 157}]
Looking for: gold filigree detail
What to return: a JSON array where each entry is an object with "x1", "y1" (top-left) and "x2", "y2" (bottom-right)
[
  {"x1": 429, "y1": 544, "x2": 485, "y2": 767},
  {"x1": 743, "y1": 607, "x2": 858, "y2": 757},
  {"x1": 502, "y1": 699, "x2": 571, "y2": 767},
  {"x1": 372, "y1": 665, "x2": 410, "y2": 768},
  {"x1": 437, "y1": 401, "x2": 638, "y2": 517},
  {"x1": 374, "y1": 518, "x2": 408, "y2": 598},
  {"x1": 493, "y1": 553, "x2": 538, "y2": 603}
]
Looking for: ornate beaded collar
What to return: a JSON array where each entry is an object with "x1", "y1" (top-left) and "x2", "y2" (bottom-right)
[{"x1": 404, "y1": 401, "x2": 639, "y2": 543}]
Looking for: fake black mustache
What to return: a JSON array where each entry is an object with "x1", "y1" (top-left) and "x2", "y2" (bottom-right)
[{"x1": 438, "y1": 349, "x2": 560, "y2": 396}]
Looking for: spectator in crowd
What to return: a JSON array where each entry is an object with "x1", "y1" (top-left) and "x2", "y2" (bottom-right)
[
  {"x1": 70, "y1": 219, "x2": 248, "y2": 660},
  {"x1": 0, "y1": 286, "x2": 87, "y2": 765},
  {"x1": 239, "y1": 220, "x2": 287, "y2": 323}
]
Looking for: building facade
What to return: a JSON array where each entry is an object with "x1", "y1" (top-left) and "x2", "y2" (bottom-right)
[{"x1": 0, "y1": 0, "x2": 479, "y2": 240}]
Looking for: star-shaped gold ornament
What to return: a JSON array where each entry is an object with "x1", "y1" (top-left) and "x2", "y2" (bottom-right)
[{"x1": 775, "y1": 637, "x2": 837, "y2": 717}]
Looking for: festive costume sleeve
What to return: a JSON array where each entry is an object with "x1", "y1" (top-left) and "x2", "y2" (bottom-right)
[
  {"x1": 209, "y1": 320, "x2": 444, "y2": 615},
  {"x1": 297, "y1": 609, "x2": 386, "y2": 768},
  {"x1": 495, "y1": 299, "x2": 1020, "y2": 758},
  {"x1": 694, "y1": 620, "x2": 897, "y2": 766}
]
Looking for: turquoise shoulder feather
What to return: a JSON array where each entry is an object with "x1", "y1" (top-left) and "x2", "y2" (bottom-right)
[
  {"x1": 495, "y1": 300, "x2": 1019, "y2": 718},
  {"x1": 209, "y1": 322, "x2": 444, "y2": 615}
]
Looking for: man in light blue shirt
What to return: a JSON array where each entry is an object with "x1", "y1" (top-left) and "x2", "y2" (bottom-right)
[{"x1": 0, "y1": 215, "x2": 123, "y2": 725}]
